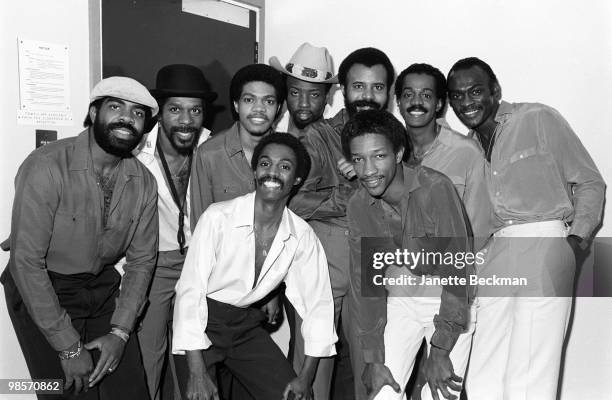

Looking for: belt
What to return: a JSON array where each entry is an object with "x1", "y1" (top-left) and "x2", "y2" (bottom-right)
[{"x1": 493, "y1": 220, "x2": 568, "y2": 238}]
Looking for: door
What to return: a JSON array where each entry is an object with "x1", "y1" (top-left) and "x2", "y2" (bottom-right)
[{"x1": 101, "y1": 0, "x2": 258, "y2": 132}]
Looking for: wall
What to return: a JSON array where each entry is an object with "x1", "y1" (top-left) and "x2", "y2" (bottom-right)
[
  {"x1": 265, "y1": 1, "x2": 612, "y2": 399},
  {"x1": 0, "y1": 0, "x2": 91, "y2": 397},
  {"x1": 1, "y1": 1, "x2": 610, "y2": 399}
]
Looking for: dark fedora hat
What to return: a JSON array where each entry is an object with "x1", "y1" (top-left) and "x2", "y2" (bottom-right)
[{"x1": 150, "y1": 64, "x2": 218, "y2": 102}]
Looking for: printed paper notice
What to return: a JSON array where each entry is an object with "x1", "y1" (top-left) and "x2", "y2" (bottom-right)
[{"x1": 17, "y1": 38, "x2": 73, "y2": 125}]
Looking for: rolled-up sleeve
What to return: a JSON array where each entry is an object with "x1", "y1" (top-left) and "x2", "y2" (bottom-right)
[
  {"x1": 9, "y1": 155, "x2": 80, "y2": 351},
  {"x1": 427, "y1": 177, "x2": 472, "y2": 351},
  {"x1": 111, "y1": 177, "x2": 159, "y2": 332},
  {"x1": 284, "y1": 228, "x2": 337, "y2": 357},
  {"x1": 172, "y1": 208, "x2": 217, "y2": 354}
]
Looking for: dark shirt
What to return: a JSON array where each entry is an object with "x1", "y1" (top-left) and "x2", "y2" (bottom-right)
[
  {"x1": 7, "y1": 129, "x2": 159, "y2": 351},
  {"x1": 347, "y1": 164, "x2": 473, "y2": 363},
  {"x1": 190, "y1": 122, "x2": 256, "y2": 231},
  {"x1": 289, "y1": 109, "x2": 360, "y2": 227}
]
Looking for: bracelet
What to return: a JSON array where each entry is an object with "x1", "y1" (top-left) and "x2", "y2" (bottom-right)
[
  {"x1": 110, "y1": 327, "x2": 129, "y2": 343},
  {"x1": 58, "y1": 340, "x2": 82, "y2": 360}
]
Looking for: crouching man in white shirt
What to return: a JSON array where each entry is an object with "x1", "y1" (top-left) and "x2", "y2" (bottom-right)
[{"x1": 172, "y1": 132, "x2": 337, "y2": 400}]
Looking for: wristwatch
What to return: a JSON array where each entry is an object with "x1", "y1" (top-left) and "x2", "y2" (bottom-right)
[{"x1": 58, "y1": 340, "x2": 82, "y2": 360}]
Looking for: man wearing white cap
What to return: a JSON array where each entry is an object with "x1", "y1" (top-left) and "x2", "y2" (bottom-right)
[
  {"x1": 270, "y1": 42, "x2": 337, "y2": 138},
  {"x1": 1, "y1": 76, "x2": 159, "y2": 399}
]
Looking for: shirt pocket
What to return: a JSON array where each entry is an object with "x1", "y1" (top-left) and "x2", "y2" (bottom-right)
[
  {"x1": 509, "y1": 146, "x2": 538, "y2": 164},
  {"x1": 48, "y1": 211, "x2": 96, "y2": 270}
]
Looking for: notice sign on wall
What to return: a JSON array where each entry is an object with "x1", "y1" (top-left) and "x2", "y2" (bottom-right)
[{"x1": 17, "y1": 38, "x2": 73, "y2": 126}]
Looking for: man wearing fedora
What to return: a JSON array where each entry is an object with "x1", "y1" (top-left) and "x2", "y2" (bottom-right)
[
  {"x1": 269, "y1": 42, "x2": 337, "y2": 138},
  {"x1": 132, "y1": 64, "x2": 217, "y2": 400},
  {"x1": 1, "y1": 76, "x2": 159, "y2": 399}
]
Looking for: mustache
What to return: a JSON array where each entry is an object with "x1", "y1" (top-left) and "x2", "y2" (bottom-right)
[
  {"x1": 349, "y1": 100, "x2": 381, "y2": 110},
  {"x1": 407, "y1": 105, "x2": 427, "y2": 113},
  {"x1": 171, "y1": 126, "x2": 199, "y2": 134},
  {"x1": 106, "y1": 122, "x2": 138, "y2": 137},
  {"x1": 460, "y1": 105, "x2": 481, "y2": 113},
  {"x1": 248, "y1": 114, "x2": 270, "y2": 121},
  {"x1": 257, "y1": 175, "x2": 283, "y2": 188}
]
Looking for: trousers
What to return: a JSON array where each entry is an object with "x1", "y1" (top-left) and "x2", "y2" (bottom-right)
[
  {"x1": 374, "y1": 297, "x2": 475, "y2": 400},
  {"x1": 174, "y1": 297, "x2": 295, "y2": 399},
  {"x1": 466, "y1": 221, "x2": 575, "y2": 400},
  {"x1": 2, "y1": 266, "x2": 149, "y2": 400}
]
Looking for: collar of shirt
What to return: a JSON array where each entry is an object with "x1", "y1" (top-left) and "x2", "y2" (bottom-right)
[
  {"x1": 133, "y1": 123, "x2": 211, "y2": 165},
  {"x1": 327, "y1": 108, "x2": 350, "y2": 134},
  {"x1": 231, "y1": 192, "x2": 297, "y2": 243},
  {"x1": 224, "y1": 121, "x2": 245, "y2": 159},
  {"x1": 467, "y1": 100, "x2": 515, "y2": 146},
  {"x1": 366, "y1": 163, "x2": 422, "y2": 208},
  {"x1": 69, "y1": 129, "x2": 141, "y2": 177}
]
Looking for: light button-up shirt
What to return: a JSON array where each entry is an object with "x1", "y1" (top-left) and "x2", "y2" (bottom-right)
[{"x1": 172, "y1": 192, "x2": 337, "y2": 357}]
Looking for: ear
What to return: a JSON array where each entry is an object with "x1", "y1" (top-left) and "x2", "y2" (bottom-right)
[
  {"x1": 88, "y1": 104, "x2": 98, "y2": 124},
  {"x1": 233, "y1": 100, "x2": 239, "y2": 115},
  {"x1": 395, "y1": 146, "x2": 405, "y2": 163},
  {"x1": 293, "y1": 176, "x2": 303, "y2": 186},
  {"x1": 435, "y1": 98, "x2": 443, "y2": 113},
  {"x1": 340, "y1": 84, "x2": 346, "y2": 98},
  {"x1": 492, "y1": 82, "x2": 502, "y2": 102}
]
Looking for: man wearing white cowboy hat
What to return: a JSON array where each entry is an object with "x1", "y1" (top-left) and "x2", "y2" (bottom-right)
[
  {"x1": 130, "y1": 64, "x2": 217, "y2": 400},
  {"x1": 270, "y1": 42, "x2": 337, "y2": 138}
]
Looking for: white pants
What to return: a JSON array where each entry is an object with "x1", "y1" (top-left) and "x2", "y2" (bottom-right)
[
  {"x1": 375, "y1": 296, "x2": 475, "y2": 400},
  {"x1": 467, "y1": 221, "x2": 574, "y2": 400}
]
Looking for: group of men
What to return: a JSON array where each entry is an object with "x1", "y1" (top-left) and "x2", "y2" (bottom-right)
[{"x1": 1, "y1": 40, "x2": 605, "y2": 400}]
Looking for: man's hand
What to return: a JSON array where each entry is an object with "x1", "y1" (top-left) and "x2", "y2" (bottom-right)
[
  {"x1": 362, "y1": 362, "x2": 401, "y2": 399},
  {"x1": 337, "y1": 157, "x2": 356, "y2": 180},
  {"x1": 84, "y1": 333, "x2": 126, "y2": 387},
  {"x1": 423, "y1": 346, "x2": 462, "y2": 400},
  {"x1": 186, "y1": 371, "x2": 219, "y2": 400},
  {"x1": 567, "y1": 235, "x2": 586, "y2": 258},
  {"x1": 61, "y1": 344, "x2": 94, "y2": 395},
  {"x1": 282, "y1": 376, "x2": 313, "y2": 400},
  {"x1": 261, "y1": 295, "x2": 281, "y2": 325}
]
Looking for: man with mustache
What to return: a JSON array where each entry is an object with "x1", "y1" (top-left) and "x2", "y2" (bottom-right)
[
  {"x1": 446, "y1": 57, "x2": 605, "y2": 400},
  {"x1": 269, "y1": 42, "x2": 336, "y2": 138},
  {"x1": 342, "y1": 110, "x2": 472, "y2": 400},
  {"x1": 289, "y1": 47, "x2": 395, "y2": 400},
  {"x1": 173, "y1": 133, "x2": 337, "y2": 400},
  {"x1": 379, "y1": 63, "x2": 488, "y2": 399},
  {"x1": 129, "y1": 64, "x2": 217, "y2": 400},
  {"x1": 189, "y1": 64, "x2": 286, "y2": 397},
  {"x1": 1, "y1": 77, "x2": 159, "y2": 399}
]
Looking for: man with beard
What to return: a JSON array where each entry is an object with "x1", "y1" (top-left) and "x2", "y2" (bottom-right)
[
  {"x1": 130, "y1": 64, "x2": 217, "y2": 400},
  {"x1": 342, "y1": 110, "x2": 472, "y2": 400},
  {"x1": 173, "y1": 133, "x2": 336, "y2": 400},
  {"x1": 1, "y1": 77, "x2": 159, "y2": 399},
  {"x1": 289, "y1": 47, "x2": 395, "y2": 400},
  {"x1": 269, "y1": 42, "x2": 336, "y2": 138},
  {"x1": 447, "y1": 57, "x2": 605, "y2": 400}
]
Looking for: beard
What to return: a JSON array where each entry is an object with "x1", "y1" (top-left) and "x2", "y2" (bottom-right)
[
  {"x1": 345, "y1": 98, "x2": 387, "y2": 117},
  {"x1": 93, "y1": 117, "x2": 142, "y2": 158},
  {"x1": 169, "y1": 125, "x2": 200, "y2": 155}
]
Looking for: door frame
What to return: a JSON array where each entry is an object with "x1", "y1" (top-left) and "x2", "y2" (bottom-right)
[{"x1": 88, "y1": 0, "x2": 265, "y2": 89}]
